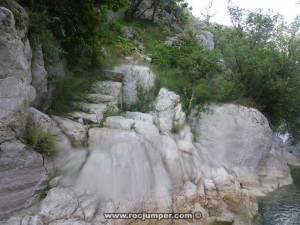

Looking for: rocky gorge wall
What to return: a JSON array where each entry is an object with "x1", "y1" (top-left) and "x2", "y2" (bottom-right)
[
  {"x1": 0, "y1": 1, "x2": 67, "y2": 219},
  {"x1": 1, "y1": 2, "x2": 300, "y2": 225}
]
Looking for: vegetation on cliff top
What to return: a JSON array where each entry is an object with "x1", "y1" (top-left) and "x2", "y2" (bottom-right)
[{"x1": 11, "y1": 0, "x2": 300, "y2": 141}]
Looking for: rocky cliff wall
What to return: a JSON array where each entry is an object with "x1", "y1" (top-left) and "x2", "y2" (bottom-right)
[{"x1": 0, "y1": 1, "x2": 67, "y2": 219}]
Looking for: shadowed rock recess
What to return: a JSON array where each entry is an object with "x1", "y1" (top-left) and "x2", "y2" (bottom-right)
[{"x1": 1, "y1": 2, "x2": 300, "y2": 225}]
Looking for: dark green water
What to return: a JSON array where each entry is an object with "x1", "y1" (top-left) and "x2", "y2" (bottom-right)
[{"x1": 258, "y1": 168, "x2": 300, "y2": 225}]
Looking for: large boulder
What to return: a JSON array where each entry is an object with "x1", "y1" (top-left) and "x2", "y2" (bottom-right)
[
  {"x1": 39, "y1": 188, "x2": 79, "y2": 223},
  {"x1": 190, "y1": 104, "x2": 292, "y2": 195},
  {"x1": 75, "y1": 126, "x2": 172, "y2": 209},
  {"x1": 189, "y1": 18, "x2": 215, "y2": 50},
  {"x1": 106, "y1": 64, "x2": 156, "y2": 106},
  {"x1": 153, "y1": 88, "x2": 186, "y2": 134}
]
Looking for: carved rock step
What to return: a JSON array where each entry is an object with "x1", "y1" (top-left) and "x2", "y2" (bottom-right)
[
  {"x1": 91, "y1": 81, "x2": 122, "y2": 100},
  {"x1": 86, "y1": 94, "x2": 117, "y2": 104},
  {"x1": 68, "y1": 112, "x2": 99, "y2": 125},
  {"x1": 76, "y1": 102, "x2": 107, "y2": 123},
  {"x1": 52, "y1": 116, "x2": 87, "y2": 147}
]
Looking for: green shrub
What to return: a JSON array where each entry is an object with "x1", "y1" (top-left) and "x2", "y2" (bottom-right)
[
  {"x1": 122, "y1": 81, "x2": 160, "y2": 113},
  {"x1": 171, "y1": 123, "x2": 182, "y2": 134},
  {"x1": 40, "y1": 180, "x2": 51, "y2": 199},
  {"x1": 150, "y1": 34, "x2": 224, "y2": 111},
  {"x1": 24, "y1": 120, "x2": 58, "y2": 158},
  {"x1": 99, "y1": 104, "x2": 124, "y2": 127},
  {"x1": 28, "y1": 10, "x2": 61, "y2": 64},
  {"x1": 48, "y1": 69, "x2": 105, "y2": 115},
  {"x1": 28, "y1": 0, "x2": 130, "y2": 67},
  {"x1": 116, "y1": 36, "x2": 137, "y2": 55},
  {"x1": 211, "y1": 8, "x2": 300, "y2": 140}
]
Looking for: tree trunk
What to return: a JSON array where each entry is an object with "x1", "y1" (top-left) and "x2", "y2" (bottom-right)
[
  {"x1": 188, "y1": 89, "x2": 195, "y2": 113},
  {"x1": 152, "y1": 2, "x2": 158, "y2": 21},
  {"x1": 129, "y1": 0, "x2": 144, "y2": 18}
]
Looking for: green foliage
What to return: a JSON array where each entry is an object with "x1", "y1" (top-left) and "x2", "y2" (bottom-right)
[
  {"x1": 171, "y1": 123, "x2": 182, "y2": 134},
  {"x1": 0, "y1": 0, "x2": 25, "y2": 30},
  {"x1": 99, "y1": 104, "x2": 124, "y2": 127},
  {"x1": 211, "y1": 7, "x2": 300, "y2": 141},
  {"x1": 28, "y1": 0, "x2": 130, "y2": 67},
  {"x1": 28, "y1": 10, "x2": 61, "y2": 64},
  {"x1": 103, "y1": 104, "x2": 123, "y2": 118},
  {"x1": 150, "y1": 34, "x2": 225, "y2": 111},
  {"x1": 40, "y1": 180, "x2": 51, "y2": 199},
  {"x1": 49, "y1": 70, "x2": 105, "y2": 115},
  {"x1": 122, "y1": 85, "x2": 159, "y2": 113},
  {"x1": 120, "y1": 18, "x2": 174, "y2": 50},
  {"x1": 25, "y1": 120, "x2": 58, "y2": 158},
  {"x1": 129, "y1": 0, "x2": 189, "y2": 24},
  {"x1": 116, "y1": 36, "x2": 137, "y2": 54}
]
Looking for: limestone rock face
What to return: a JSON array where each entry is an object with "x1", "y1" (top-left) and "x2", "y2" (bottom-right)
[
  {"x1": 27, "y1": 107, "x2": 54, "y2": 133},
  {"x1": 76, "y1": 126, "x2": 172, "y2": 209},
  {"x1": 0, "y1": 6, "x2": 34, "y2": 136},
  {"x1": 52, "y1": 116, "x2": 87, "y2": 147},
  {"x1": 0, "y1": 140, "x2": 47, "y2": 219},
  {"x1": 153, "y1": 88, "x2": 186, "y2": 134},
  {"x1": 39, "y1": 188, "x2": 79, "y2": 223},
  {"x1": 130, "y1": 0, "x2": 182, "y2": 31},
  {"x1": 107, "y1": 64, "x2": 156, "y2": 106},
  {"x1": 0, "y1": 4, "x2": 48, "y2": 220},
  {"x1": 190, "y1": 19, "x2": 215, "y2": 50},
  {"x1": 6, "y1": 89, "x2": 292, "y2": 225},
  {"x1": 91, "y1": 81, "x2": 122, "y2": 105},
  {"x1": 190, "y1": 104, "x2": 292, "y2": 195},
  {"x1": 31, "y1": 44, "x2": 48, "y2": 107},
  {"x1": 194, "y1": 31, "x2": 214, "y2": 50}
]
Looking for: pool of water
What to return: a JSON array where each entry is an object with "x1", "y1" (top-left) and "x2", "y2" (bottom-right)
[{"x1": 258, "y1": 168, "x2": 300, "y2": 225}]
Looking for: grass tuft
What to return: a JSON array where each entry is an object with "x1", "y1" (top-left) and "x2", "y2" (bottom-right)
[{"x1": 24, "y1": 119, "x2": 58, "y2": 158}]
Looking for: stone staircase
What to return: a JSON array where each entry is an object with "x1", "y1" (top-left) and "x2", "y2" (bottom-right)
[
  {"x1": 52, "y1": 80, "x2": 123, "y2": 147},
  {"x1": 52, "y1": 64, "x2": 156, "y2": 148}
]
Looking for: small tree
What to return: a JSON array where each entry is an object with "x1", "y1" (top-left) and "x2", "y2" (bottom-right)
[
  {"x1": 176, "y1": 34, "x2": 222, "y2": 111},
  {"x1": 212, "y1": 7, "x2": 300, "y2": 141},
  {"x1": 200, "y1": 0, "x2": 216, "y2": 26}
]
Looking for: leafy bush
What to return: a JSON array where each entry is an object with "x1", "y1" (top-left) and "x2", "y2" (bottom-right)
[
  {"x1": 150, "y1": 34, "x2": 225, "y2": 111},
  {"x1": 122, "y1": 81, "x2": 160, "y2": 113},
  {"x1": 24, "y1": 120, "x2": 58, "y2": 158},
  {"x1": 211, "y1": 8, "x2": 300, "y2": 141},
  {"x1": 28, "y1": 10, "x2": 61, "y2": 64},
  {"x1": 27, "y1": 0, "x2": 130, "y2": 67},
  {"x1": 116, "y1": 36, "x2": 137, "y2": 55}
]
